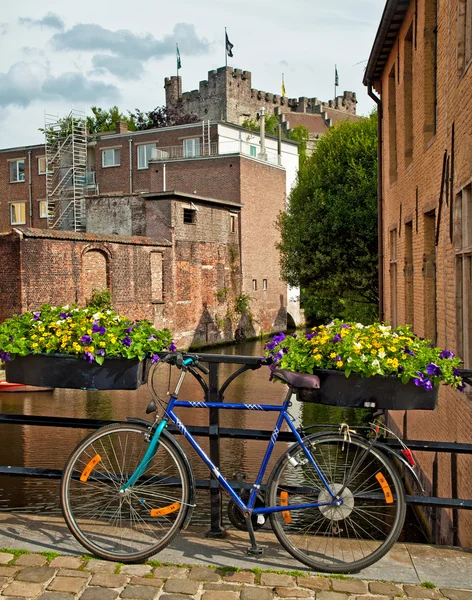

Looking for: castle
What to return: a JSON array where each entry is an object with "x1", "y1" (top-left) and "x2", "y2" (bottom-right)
[{"x1": 165, "y1": 66, "x2": 357, "y2": 127}]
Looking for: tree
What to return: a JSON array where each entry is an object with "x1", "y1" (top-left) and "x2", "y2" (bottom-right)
[
  {"x1": 86, "y1": 106, "x2": 136, "y2": 134},
  {"x1": 277, "y1": 112, "x2": 378, "y2": 324},
  {"x1": 129, "y1": 105, "x2": 199, "y2": 130}
]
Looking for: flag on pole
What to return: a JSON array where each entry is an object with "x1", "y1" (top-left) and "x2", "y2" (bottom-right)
[
  {"x1": 335, "y1": 66, "x2": 339, "y2": 86},
  {"x1": 281, "y1": 74, "x2": 286, "y2": 97},
  {"x1": 225, "y1": 31, "x2": 234, "y2": 57},
  {"x1": 177, "y1": 44, "x2": 182, "y2": 70}
]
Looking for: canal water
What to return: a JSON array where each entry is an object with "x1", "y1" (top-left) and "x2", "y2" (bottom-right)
[{"x1": 0, "y1": 338, "x2": 426, "y2": 540}]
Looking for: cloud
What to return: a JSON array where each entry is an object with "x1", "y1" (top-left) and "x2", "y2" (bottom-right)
[
  {"x1": 0, "y1": 62, "x2": 120, "y2": 108},
  {"x1": 22, "y1": 47, "x2": 46, "y2": 58},
  {"x1": 19, "y1": 12, "x2": 65, "y2": 31},
  {"x1": 52, "y1": 22, "x2": 210, "y2": 78},
  {"x1": 0, "y1": 23, "x2": 8, "y2": 35},
  {"x1": 91, "y1": 54, "x2": 145, "y2": 80}
]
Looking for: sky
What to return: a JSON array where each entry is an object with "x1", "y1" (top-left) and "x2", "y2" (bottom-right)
[{"x1": 0, "y1": 0, "x2": 385, "y2": 149}]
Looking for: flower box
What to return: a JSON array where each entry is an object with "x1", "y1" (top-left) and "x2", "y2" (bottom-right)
[
  {"x1": 5, "y1": 353, "x2": 145, "y2": 390},
  {"x1": 294, "y1": 368, "x2": 439, "y2": 410}
]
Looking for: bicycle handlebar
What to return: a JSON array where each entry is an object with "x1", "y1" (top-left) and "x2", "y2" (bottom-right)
[{"x1": 163, "y1": 352, "x2": 210, "y2": 375}]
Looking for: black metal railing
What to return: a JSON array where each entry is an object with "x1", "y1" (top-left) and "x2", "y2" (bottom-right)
[{"x1": 1, "y1": 354, "x2": 471, "y2": 542}]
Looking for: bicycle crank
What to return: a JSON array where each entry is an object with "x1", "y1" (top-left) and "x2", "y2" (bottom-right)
[{"x1": 317, "y1": 483, "x2": 354, "y2": 521}]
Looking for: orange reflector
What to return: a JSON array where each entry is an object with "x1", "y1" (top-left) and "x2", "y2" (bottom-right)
[
  {"x1": 150, "y1": 503, "x2": 181, "y2": 517},
  {"x1": 280, "y1": 491, "x2": 292, "y2": 523},
  {"x1": 376, "y1": 472, "x2": 394, "y2": 504},
  {"x1": 80, "y1": 454, "x2": 102, "y2": 482}
]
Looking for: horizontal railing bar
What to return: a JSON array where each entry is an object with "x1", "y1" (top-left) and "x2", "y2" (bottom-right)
[{"x1": 383, "y1": 439, "x2": 472, "y2": 454}]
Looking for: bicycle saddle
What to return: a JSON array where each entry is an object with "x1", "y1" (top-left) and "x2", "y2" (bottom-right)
[{"x1": 272, "y1": 369, "x2": 320, "y2": 389}]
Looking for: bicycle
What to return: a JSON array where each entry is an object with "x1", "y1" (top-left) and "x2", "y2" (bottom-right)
[{"x1": 60, "y1": 352, "x2": 409, "y2": 573}]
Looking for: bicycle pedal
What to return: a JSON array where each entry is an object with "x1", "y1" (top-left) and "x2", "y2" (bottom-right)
[{"x1": 246, "y1": 545, "x2": 266, "y2": 556}]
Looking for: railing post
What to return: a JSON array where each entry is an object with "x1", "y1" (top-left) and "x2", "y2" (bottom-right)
[
  {"x1": 205, "y1": 362, "x2": 226, "y2": 537},
  {"x1": 451, "y1": 452, "x2": 459, "y2": 546},
  {"x1": 431, "y1": 452, "x2": 438, "y2": 544}
]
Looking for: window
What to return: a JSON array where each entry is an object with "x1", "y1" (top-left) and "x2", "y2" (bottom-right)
[
  {"x1": 102, "y1": 148, "x2": 120, "y2": 167},
  {"x1": 404, "y1": 221, "x2": 414, "y2": 327},
  {"x1": 38, "y1": 156, "x2": 47, "y2": 175},
  {"x1": 455, "y1": 185, "x2": 472, "y2": 368},
  {"x1": 389, "y1": 229, "x2": 398, "y2": 327},
  {"x1": 39, "y1": 200, "x2": 48, "y2": 219},
  {"x1": 250, "y1": 145, "x2": 257, "y2": 157},
  {"x1": 423, "y1": 211, "x2": 437, "y2": 344},
  {"x1": 253, "y1": 279, "x2": 257, "y2": 291},
  {"x1": 183, "y1": 208, "x2": 196, "y2": 224},
  {"x1": 403, "y1": 24, "x2": 413, "y2": 167},
  {"x1": 424, "y1": 0, "x2": 438, "y2": 144},
  {"x1": 10, "y1": 202, "x2": 26, "y2": 225},
  {"x1": 9, "y1": 160, "x2": 25, "y2": 183},
  {"x1": 183, "y1": 138, "x2": 200, "y2": 158},
  {"x1": 137, "y1": 143, "x2": 156, "y2": 169},
  {"x1": 263, "y1": 279, "x2": 268, "y2": 290},
  {"x1": 388, "y1": 65, "x2": 397, "y2": 183},
  {"x1": 230, "y1": 214, "x2": 236, "y2": 233},
  {"x1": 458, "y1": 0, "x2": 472, "y2": 72}
]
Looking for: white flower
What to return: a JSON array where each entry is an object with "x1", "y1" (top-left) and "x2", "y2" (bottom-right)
[
  {"x1": 378, "y1": 350, "x2": 386, "y2": 359},
  {"x1": 355, "y1": 323, "x2": 364, "y2": 329},
  {"x1": 56, "y1": 320, "x2": 64, "y2": 325},
  {"x1": 326, "y1": 321, "x2": 335, "y2": 328},
  {"x1": 372, "y1": 359, "x2": 380, "y2": 367},
  {"x1": 354, "y1": 342, "x2": 362, "y2": 349},
  {"x1": 347, "y1": 357, "x2": 352, "y2": 363},
  {"x1": 361, "y1": 354, "x2": 367, "y2": 362},
  {"x1": 93, "y1": 312, "x2": 102, "y2": 320},
  {"x1": 379, "y1": 325, "x2": 391, "y2": 332},
  {"x1": 63, "y1": 304, "x2": 69, "y2": 310}
]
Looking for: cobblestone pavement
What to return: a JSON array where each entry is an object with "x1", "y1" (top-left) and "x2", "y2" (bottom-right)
[{"x1": 0, "y1": 551, "x2": 471, "y2": 600}]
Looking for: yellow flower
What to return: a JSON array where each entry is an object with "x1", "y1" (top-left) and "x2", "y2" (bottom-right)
[
  {"x1": 99, "y1": 341, "x2": 106, "y2": 348},
  {"x1": 314, "y1": 354, "x2": 322, "y2": 361},
  {"x1": 372, "y1": 340, "x2": 381, "y2": 348},
  {"x1": 389, "y1": 346, "x2": 397, "y2": 353},
  {"x1": 330, "y1": 352, "x2": 337, "y2": 359},
  {"x1": 31, "y1": 334, "x2": 37, "y2": 339},
  {"x1": 39, "y1": 326, "x2": 45, "y2": 332},
  {"x1": 402, "y1": 354, "x2": 407, "y2": 360},
  {"x1": 336, "y1": 360, "x2": 343, "y2": 368},
  {"x1": 21, "y1": 337, "x2": 26, "y2": 340},
  {"x1": 31, "y1": 342, "x2": 38, "y2": 348},
  {"x1": 391, "y1": 358, "x2": 399, "y2": 368},
  {"x1": 39, "y1": 337, "x2": 45, "y2": 342},
  {"x1": 81, "y1": 326, "x2": 86, "y2": 332}
]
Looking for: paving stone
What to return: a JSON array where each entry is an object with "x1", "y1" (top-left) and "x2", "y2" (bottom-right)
[
  {"x1": 240, "y1": 587, "x2": 275, "y2": 600},
  {"x1": 2, "y1": 581, "x2": 45, "y2": 596},
  {"x1": 356, "y1": 595, "x2": 392, "y2": 600},
  {"x1": 38, "y1": 593, "x2": 75, "y2": 600},
  {"x1": 331, "y1": 580, "x2": 368, "y2": 594},
  {"x1": 119, "y1": 566, "x2": 151, "y2": 578},
  {"x1": 222, "y1": 571, "x2": 255, "y2": 584},
  {"x1": 188, "y1": 567, "x2": 220, "y2": 583},
  {"x1": 14, "y1": 555, "x2": 48, "y2": 567},
  {"x1": 204, "y1": 582, "x2": 242, "y2": 591},
  {"x1": 298, "y1": 577, "x2": 330, "y2": 591},
  {"x1": 163, "y1": 579, "x2": 200, "y2": 595},
  {"x1": 260, "y1": 573, "x2": 295, "y2": 587},
  {"x1": 80, "y1": 587, "x2": 120, "y2": 600},
  {"x1": 89, "y1": 574, "x2": 128, "y2": 588},
  {"x1": 0, "y1": 567, "x2": 21, "y2": 577},
  {"x1": 49, "y1": 558, "x2": 83, "y2": 570},
  {"x1": 129, "y1": 578, "x2": 163, "y2": 587},
  {"x1": 403, "y1": 585, "x2": 442, "y2": 599},
  {"x1": 369, "y1": 582, "x2": 404, "y2": 596},
  {"x1": 201, "y1": 591, "x2": 239, "y2": 600},
  {"x1": 120, "y1": 584, "x2": 158, "y2": 599},
  {"x1": 17, "y1": 568, "x2": 56, "y2": 584},
  {"x1": 153, "y1": 567, "x2": 188, "y2": 580},
  {"x1": 440, "y1": 590, "x2": 472, "y2": 600},
  {"x1": 0, "y1": 575, "x2": 8, "y2": 587},
  {"x1": 159, "y1": 595, "x2": 196, "y2": 600},
  {"x1": 57, "y1": 569, "x2": 89, "y2": 578},
  {"x1": 47, "y1": 576, "x2": 87, "y2": 594},
  {"x1": 86, "y1": 561, "x2": 120, "y2": 574},
  {"x1": 0, "y1": 554, "x2": 14, "y2": 565},
  {"x1": 275, "y1": 587, "x2": 313, "y2": 598},
  {"x1": 316, "y1": 592, "x2": 349, "y2": 600}
]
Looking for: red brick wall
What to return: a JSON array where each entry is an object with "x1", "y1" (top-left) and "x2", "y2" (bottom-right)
[
  {"x1": 375, "y1": 0, "x2": 472, "y2": 546},
  {"x1": 0, "y1": 233, "x2": 21, "y2": 321}
]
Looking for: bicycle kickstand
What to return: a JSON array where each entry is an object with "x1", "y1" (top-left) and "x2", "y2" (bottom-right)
[{"x1": 244, "y1": 515, "x2": 265, "y2": 557}]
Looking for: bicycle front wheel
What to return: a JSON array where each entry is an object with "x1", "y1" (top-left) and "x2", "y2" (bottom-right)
[
  {"x1": 61, "y1": 423, "x2": 192, "y2": 563},
  {"x1": 267, "y1": 433, "x2": 406, "y2": 573}
]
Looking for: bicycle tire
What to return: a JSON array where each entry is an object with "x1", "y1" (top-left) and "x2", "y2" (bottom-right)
[
  {"x1": 267, "y1": 432, "x2": 406, "y2": 573},
  {"x1": 61, "y1": 423, "x2": 192, "y2": 563}
]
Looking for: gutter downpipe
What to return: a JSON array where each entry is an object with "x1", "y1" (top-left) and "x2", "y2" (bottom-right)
[
  {"x1": 129, "y1": 137, "x2": 133, "y2": 194},
  {"x1": 367, "y1": 82, "x2": 384, "y2": 322},
  {"x1": 28, "y1": 150, "x2": 33, "y2": 226}
]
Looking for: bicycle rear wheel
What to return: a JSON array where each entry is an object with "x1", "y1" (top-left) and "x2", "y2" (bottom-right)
[
  {"x1": 267, "y1": 433, "x2": 406, "y2": 573},
  {"x1": 61, "y1": 423, "x2": 192, "y2": 563}
]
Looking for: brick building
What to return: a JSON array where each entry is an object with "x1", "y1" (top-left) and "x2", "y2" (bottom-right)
[
  {"x1": 364, "y1": 0, "x2": 472, "y2": 546},
  {"x1": 0, "y1": 120, "x2": 298, "y2": 345}
]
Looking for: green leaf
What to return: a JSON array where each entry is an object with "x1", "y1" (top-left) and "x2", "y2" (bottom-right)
[
  {"x1": 95, "y1": 355, "x2": 105, "y2": 366},
  {"x1": 401, "y1": 373, "x2": 410, "y2": 384}
]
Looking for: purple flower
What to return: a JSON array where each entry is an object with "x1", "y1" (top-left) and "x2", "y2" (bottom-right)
[
  {"x1": 92, "y1": 324, "x2": 106, "y2": 335},
  {"x1": 332, "y1": 334, "x2": 342, "y2": 343},
  {"x1": 121, "y1": 336, "x2": 132, "y2": 348},
  {"x1": 96, "y1": 349, "x2": 105, "y2": 356},
  {"x1": 305, "y1": 333, "x2": 317, "y2": 340},
  {"x1": 458, "y1": 380, "x2": 467, "y2": 391},
  {"x1": 340, "y1": 324, "x2": 351, "y2": 329},
  {"x1": 83, "y1": 352, "x2": 94, "y2": 363},
  {"x1": 413, "y1": 377, "x2": 424, "y2": 387},
  {"x1": 439, "y1": 349, "x2": 455, "y2": 359},
  {"x1": 148, "y1": 334, "x2": 156, "y2": 341},
  {"x1": 398, "y1": 366, "x2": 405, "y2": 373},
  {"x1": 404, "y1": 346, "x2": 415, "y2": 356},
  {"x1": 80, "y1": 334, "x2": 92, "y2": 345},
  {"x1": 426, "y1": 363, "x2": 442, "y2": 377},
  {"x1": 168, "y1": 341, "x2": 177, "y2": 352},
  {"x1": 125, "y1": 325, "x2": 135, "y2": 333},
  {"x1": 33, "y1": 312, "x2": 41, "y2": 321},
  {"x1": 335, "y1": 355, "x2": 342, "y2": 362},
  {"x1": 265, "y1": 332, "x2": 286, "y2": 351},
  {"x1": 423, "y1": 378, "x2": 433, "y2": 391},
  {"x1": 59, "y1": 312, "x2": 71, "y2": 319},
  {"x1": 453, "y1": 367, "x2": 461, "y2": 377},
  {"x1": 0, "y1": 350, "x2": 11, "y2": 361},
  {"x1": 150, "y1": 354, "x2": 160, "y2": 364}
]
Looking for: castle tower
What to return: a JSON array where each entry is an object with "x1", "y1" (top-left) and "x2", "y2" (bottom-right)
[{"x1": 164, "y1": 76, "x2": 181, "y2": 106}]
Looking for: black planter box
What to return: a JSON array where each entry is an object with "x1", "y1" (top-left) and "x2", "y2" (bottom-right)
[
  {"x1": 5, "y1": 354, "x2": 145, "y2": 390},
  {"x1": 295, "y1": 369, "x2": 438, "y2": 410}
]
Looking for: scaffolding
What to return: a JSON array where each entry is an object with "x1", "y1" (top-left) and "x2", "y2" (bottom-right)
[{"x1": 45, "y1": 109, "x2": 87, "y2": 231}]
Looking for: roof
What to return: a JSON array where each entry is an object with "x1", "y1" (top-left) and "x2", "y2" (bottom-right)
[
  {"x1": 363, "y1": 0, "x2": 410, "y2": 85},
  {"x1": 142, "y1": 190, "x2": 243, "y2": 209},
  {"x1": 6, "y1": 227, "x2": 171, "y2": 247},
  {"x1": 323, "y1": 108, "x2": 362, "y2": 124},
  {"x1": 282, "y1": 114, "x2": 327, "y2": 134}
]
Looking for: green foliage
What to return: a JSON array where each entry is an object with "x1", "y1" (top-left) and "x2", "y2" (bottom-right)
[
  {"x1": 242, "y1": 113, "x2": 282, "y2": 136},
  {"x1": 39, "y1": 551, "x2": 59, "y2": 562},
  {"x1": 234, "y1": 293, "x2": 252, "y2": 315},
  {"x1": 86, "y1": 106, "x2": 136, "y2": 134},
  {"x1": 277, "y1": 113, "x2": 379, "y2": 323},
  {"x1": 215, "y1": 287, "x2": 230, "y2": 302},
  {"x1": 130, "y1": 105, "x2": 199, "y2": 130},
  {"x1": 289, "y1": 124, "x2": 310, "y2": 168},
  {"x1": 421, "y1": 581, "x2": 436, "y2": 589},
  {"x1": 86, "y1": 287, "x2": 113, "y2": 311}
]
